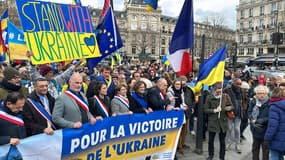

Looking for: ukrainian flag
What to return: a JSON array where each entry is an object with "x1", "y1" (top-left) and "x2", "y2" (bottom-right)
[
  {"x1": 0, "y1": 9, "x2": 8, "y2": 61},
  {"x1": 143, "y1": 0, "x2": 158, "y2": 12},
  {"x1": 192, "y1": 44, "x2": 227, "y2": 93}
]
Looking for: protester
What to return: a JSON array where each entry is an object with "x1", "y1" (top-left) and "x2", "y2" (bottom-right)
[
  {"x1": 204, "y1": 83, "x2": 233, "y2": 160},
  {"x1": 166, "y1": 79, "x2": 189, "y2": 154},
  {"x1": 52, "y1": 72, "x2": 96, "y2": 129},
  {"x1": 240, "y1": 81, "x2": 250, "y2": 142},
  {"x1": 23, "y1": 78, "x2": 56, "y2": 136},
  {"x1": 264, "y1": 87, "x2": 285, "y2": 160},
  {"x1": 88, "y1": 81, "x2": 112, "y2": 118},
  {"x1": 0, "y1": 67, "x2": 28, "y2": 101},
  {"x1": 248, "y1": 85, "x2": 270, "y2": 160},
  {"x1": 224, "y1": 78, "x2": 244, "y2": 153},
  {"x1": 129, "y1": 80, "x2": 152, "y2": 113},
  {"x1": 0, "y1": 92, "x2": 26, "y2": 145},
  {"x1": 111, "y1": 83, "x2": 133, "y2": 115},
  {"x1": 147, "y1": 78, "x2": 175, "y2": 111}
]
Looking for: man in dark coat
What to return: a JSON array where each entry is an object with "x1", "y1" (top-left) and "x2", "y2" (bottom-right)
[
  {"x1": 23, "y1": 78, "x2": 56, "y2": 136},
  {"x1": 147, "y1": 78, "x2": 175, "y2": 111},
  {"x1": 0, "y1": 92, "x2": 26, "y2": 145}
]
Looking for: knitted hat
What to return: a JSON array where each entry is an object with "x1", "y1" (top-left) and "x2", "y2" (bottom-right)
[
  {"x1": 19, "y1": 67, "x2": 27, "y2": 74},
  {"x1": 3, "y1": 67, "x2": 20, "y2": 80},
  {"x1": 211, "y1": 82, "x2": 222, "y2": 90},
  {"x1": 39, "y1": 65, "x2": 52, "y2": 76}
]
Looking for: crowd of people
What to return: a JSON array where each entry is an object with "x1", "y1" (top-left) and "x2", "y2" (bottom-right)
[{"x1": 0, "y1": 56, "x2": 285, "y2": 160}]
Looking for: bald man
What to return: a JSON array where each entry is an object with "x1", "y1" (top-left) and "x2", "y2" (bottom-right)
[
  {"x1": 52, "y1": 72, "x2": 96, "y2": 129},
  {"x1": 147, "y1": 78, "x2": 175, "y2": 111}
]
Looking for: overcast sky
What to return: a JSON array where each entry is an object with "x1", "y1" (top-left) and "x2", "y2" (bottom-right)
[{"x1": 47, "y1": 0, "x2": 239, "y2": 29}]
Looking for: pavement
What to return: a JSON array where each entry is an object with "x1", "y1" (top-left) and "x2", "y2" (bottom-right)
[{"x1": 176, "y1": 124, "x2": 253, "y2": 160}]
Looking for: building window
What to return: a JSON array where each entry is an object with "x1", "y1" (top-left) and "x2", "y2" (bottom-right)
[
  {"x1": 240, "y1": 22, "x2": 244, "y2": 29},
  {"x1": 272, "y1": 2, "x2": 278, "y2": 12},
  {"x1": 248, "y1": 34, "x2": 252, "y2": 43},
  {"x1": 258, "y1": 33, "x2": 263, "y2": 43},
  {"x1": 260, "y1": 6, "x2": 264, "y2": 15},
  {"x1": 151, "y1": 35, "x2": 156, "y2": 44},
  {"x1": 249, "y1": 8, "x2": 253, "y2": 17},
  {"x1": 151, "y1": 23, "x2": 157, "y2": 31},
  {"x1": 238, "y1": 48, "x2": 244, "y2": 55},
  {"x1": 248, "y1": 48, "x2": 254, "y2": 55},
  {"x1": 142, "y1": 15, "x2": 147, "y2": 21},
  {"x1": 258, "y1": 48, "x2": 263, "y2": 55},
  {"x1": 132, "y1": 46, "x2": 136, "y2": 54},
  {"x1": 248, "y1": 20, "x2": 252, "y2": 28},
  {"x1": 259, "y1": 19, "x2": 264, "y2": 27},
  {"x1": 162, "y1": 37, "x2": 166, "y2": 45},
  {"x1": 131, "y1": 22, "x2": 137, "y2": 30},
  {"x1": 271, "y1": 17, "x2": 277, "y2": 26},
  {"x1": 240, "y1": 35, "x2": 244, "y2": 43},
  {"x1": 240, "y1": 9, "x2": 244, "y2": 18},
  {"x1": 132, "y1": 15, "x2": 137, "y2": 21},
  {"x1": 151, "y1": 47, "x2": 156, "y2": 55},
  {"x1": 141, "y1": 23, "x2": 147, "y2": 30},
  {"x1": 161, "y1": 47, "x2": 165, "y2": 54}
]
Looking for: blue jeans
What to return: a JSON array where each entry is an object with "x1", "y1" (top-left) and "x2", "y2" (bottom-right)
[{"x1": 270, "y1": 149, "x2": 284, "y2": 160}]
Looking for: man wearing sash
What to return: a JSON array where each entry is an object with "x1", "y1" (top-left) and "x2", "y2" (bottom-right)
[
  {"x1": 52, "y1": 72, "x2": 96, "y2": 129},
  {"x1": 23, "y1": 78, "x2": 56, "y2": 136},
  {"x1": 147, "y1": 78, "x2": 175, "y2": 111},
  {"x1": 0, "y1": 92, "x2": 26, "y2": 145}
]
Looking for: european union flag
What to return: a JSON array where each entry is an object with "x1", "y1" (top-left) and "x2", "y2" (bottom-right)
[{"x1": 87, "y1": 6, "x2": 123, "y2": 72}]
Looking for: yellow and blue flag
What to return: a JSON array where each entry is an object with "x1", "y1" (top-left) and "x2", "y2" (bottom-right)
[
  {"x1": 7, "y1": 21, "x2": 28, "y2": 60},
  {"x1": 192, "y1": 44, "x2": 227, "y2": 93},
  {"x1": 144, "y1": 0, "x2": 158, "y2": 12},
  {"x1": 162, "y1": 55, "x2": 170, "y2": 65},
  {"x1": 86, "y1": 5, "x2": 123, "y2": 72},
  {"x1": 71, "y1": 0, "x2": 81, "y2": 6},
  {"x1": 0, "y1": 9, "x2": 8, "y2": 61}
]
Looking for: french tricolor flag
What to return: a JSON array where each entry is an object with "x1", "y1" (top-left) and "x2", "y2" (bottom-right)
[{"x1": 167, "y1": 0, "x2": 194, "y2": 76}]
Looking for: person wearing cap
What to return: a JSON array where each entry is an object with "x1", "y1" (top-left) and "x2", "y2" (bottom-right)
[
  {"x1": 26, "y1": 51, "x2": 81, "y2": 99},
  {"x1": 204, "y1": 83, "x2": 233, "y2": 160},
  {"x1": 0, "y1": 67, "x2": 28, "y2": 101},
  {"x1": 19, "y1": 67, "x2": 32, "y2": 90},
  {"x1": 240, "y1": 81, "x2": 250, "y2": 142}
]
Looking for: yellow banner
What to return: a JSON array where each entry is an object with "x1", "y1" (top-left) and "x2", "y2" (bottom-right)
[{"x1": 25, "y1": 31, "x2": 100, "y2": 64}]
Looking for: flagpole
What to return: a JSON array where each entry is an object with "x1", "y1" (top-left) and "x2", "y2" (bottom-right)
[
  {"x1": 218, "y1": 81, "x2": 224, "y2": 119},
  {"x1": 195, "y1": 34, "x2": 206, "y2": 155}
]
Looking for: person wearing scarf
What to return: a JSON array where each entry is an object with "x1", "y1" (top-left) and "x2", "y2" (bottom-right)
[
  {"x1": 0, "y1": 67, "x2": 28, "y2": 101},
  {"x1": 265, "y1": 88, "x2": 285, "y2": 160},
  {"x1": 248, "y1": 85, "x2": 270, "y2": 160},
  {"x1": 166, "y1": 79, "x2": 188, "y2": 155},
  {"x1": 111, "y1": 83, "x2": 132, "y2": 115}
]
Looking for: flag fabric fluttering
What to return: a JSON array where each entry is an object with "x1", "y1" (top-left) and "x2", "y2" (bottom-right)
[
  {"x1": 167, "y1": 0, "x2": 194, "y2": 76},
  {"x1": 0, "y1": 9, "x2": 8, "y2": 61},
  {"x1": 192, "y1": 44, "x2": 227, "y2": 93},
  {"x1": 7, "y1": 21, "x2": 28, "y2": 60},
  {"x1": 86, "y1": 4, "x2": 123, "y2": 72},
  {"x1": 162, "y1": 55, "x2": 170, "y2": 66},
  {"x1": 71, "y1": 0, "x2": 82, "y2": 6},
  {"x1": 143, "y1": 0, "x2": 158, "y2": 12}
]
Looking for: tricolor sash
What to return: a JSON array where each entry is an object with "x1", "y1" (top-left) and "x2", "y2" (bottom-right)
[
  {"x1": 160, "y1": 92, "x2": 166, "y2": 110},
  {"x1": 27, "y1": 98, "x2": 56, "y2": 129},
  {"x1": 94, "y1": 95, "x2": 109, "y2": 117},
  {"x1": 114, "y1": 95, "x2": 129, "y2": 110},
  {"x1": 0, "y1": 110, "x2": 24, "y2": 127},
  {"x1": 65, "y1": 90, "x2": 89, "y2": 112}
]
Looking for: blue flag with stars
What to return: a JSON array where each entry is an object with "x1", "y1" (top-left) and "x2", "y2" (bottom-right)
[{"x1": 87, "y1": 6, "x2": 123, "y2": 72}]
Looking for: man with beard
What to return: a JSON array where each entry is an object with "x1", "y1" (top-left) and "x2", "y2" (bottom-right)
[{"x1": 0, "y1": 67, "x2": 28, "y2": 101}]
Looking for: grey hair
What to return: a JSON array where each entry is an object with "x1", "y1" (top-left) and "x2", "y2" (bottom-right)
[{"x1": 254, "y1": 85, "x2": 269, "y2": 94}]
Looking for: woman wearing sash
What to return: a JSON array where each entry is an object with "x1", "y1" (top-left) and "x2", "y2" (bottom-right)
[
  {"x1": 0, "y1": 92, "x2": 26, "y2": 145},
  {"x1": 111, "y1": 83, "x2": 133, "y2": 115},
  {"x1": 88, "y1": 82, "x2": 112, "y2": 118}
]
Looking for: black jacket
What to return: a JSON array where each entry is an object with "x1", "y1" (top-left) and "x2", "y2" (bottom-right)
[
  {"x1": 0, "y1": 105, "x2": 26, "y2": 145},
  {"x1": 147, "y1": 86, "x2": 170, "y2": 111},
  {"x1": 23, "y1": 91, "x2": 55, "y2": 136}
]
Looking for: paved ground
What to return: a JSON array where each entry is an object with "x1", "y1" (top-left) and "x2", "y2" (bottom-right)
[{"x1": 176, "y1": 124, "x2": 253, "y2": 160}]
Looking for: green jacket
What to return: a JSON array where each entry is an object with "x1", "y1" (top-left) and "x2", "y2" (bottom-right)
[{"x1": 204, "y1": 93, "x2": 232, "y2": 133}]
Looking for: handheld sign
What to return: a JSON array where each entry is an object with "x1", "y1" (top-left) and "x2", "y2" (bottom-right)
[{"x1": 15, "y1": 0, "x2": 101, "y2": 64}]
